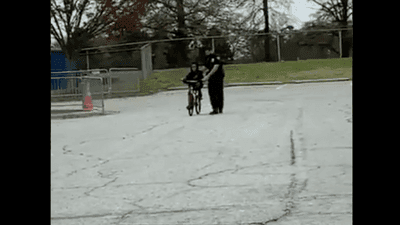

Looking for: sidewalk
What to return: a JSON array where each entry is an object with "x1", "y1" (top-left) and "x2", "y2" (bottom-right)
[{"x1": 167, "y1": 78, "x2": 351, "y2": 90}]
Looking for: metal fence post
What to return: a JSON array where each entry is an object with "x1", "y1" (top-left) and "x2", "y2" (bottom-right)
[
  {"x1": 277, "y1": 34, "x2": 281, "y2": 62},
  {"x1": 109, "y1": 69, "x2": 112, "y2": 98},
  {"x1": 339, "y1": 30, "x2": 342, "y2": 58},
  {"x1": 101, "y1": 77, "x2": 105, "y2": 115},
  {"x1": 212, "y1": 38, "x2": 215, "y2": 53},
  {"x1": 86, "y1": 51, "x2": 89, "y2": 70}
]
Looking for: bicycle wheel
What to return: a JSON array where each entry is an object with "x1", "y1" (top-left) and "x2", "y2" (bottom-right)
[
  {"x1": 195, "y1": 95, "x2": 201, "y2": 114},
  {"x1": 188, "y1": 93, "x2": 194, "y2": 116}
]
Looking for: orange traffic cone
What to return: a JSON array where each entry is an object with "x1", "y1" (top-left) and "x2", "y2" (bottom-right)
[
  {"x1": 83, "y1": 95, "x2": 93, "y2": 111},
  {"x1": 83, "y1": 81, "x2": 93, "y2": 111}
]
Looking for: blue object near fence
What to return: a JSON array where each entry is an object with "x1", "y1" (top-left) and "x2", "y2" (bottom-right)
[
  {"x1": 51, "y1": 50, "x2": 67, "y2": 72},
  {"x1": 51, "y1": 71, "x2": 85, "y2": 91},
  {"x1": 51, "y1": 49, "x2": 82, "y2": 91}
]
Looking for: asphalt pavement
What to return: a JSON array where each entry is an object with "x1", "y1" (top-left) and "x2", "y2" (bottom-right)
[{"x1": 51, "y1": 81, "x2": 352, "y2": 225}]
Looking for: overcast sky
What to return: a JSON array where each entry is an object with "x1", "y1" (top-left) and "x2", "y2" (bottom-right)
[{"x1": 288, "y1": 0, "x2": 320, "y2": 28}]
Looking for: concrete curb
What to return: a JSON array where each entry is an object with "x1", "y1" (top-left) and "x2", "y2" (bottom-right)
[
  {"x1": 167, "y1": 78, "x2": 351, "y2": 90},
  {"x1": 51, "y1": 110, "x2": 120, "y2": 120},
  {"x1": 285, "y1": 78, "x2": 351, "y2": 84}
]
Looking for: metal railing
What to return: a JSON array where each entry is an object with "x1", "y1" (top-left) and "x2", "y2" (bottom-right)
[
  {"x1": 109, "y1": 68, "x2": 141, "y2": 95},
  {"x1": 51, "y1": 76, "x2": 105, "y2": 114},
  {"x1": 51, "y1": 69, "x2": 110, "y2": 96}
]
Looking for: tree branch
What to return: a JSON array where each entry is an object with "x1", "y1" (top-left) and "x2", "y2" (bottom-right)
[
  {"x1": 63, "y1": 0, "x2": 73, "y2": 40},
  {"x1": 51, "y1": 23, "x2": 65, "y2": 47},
  {"x1": 74, "y1": 0, "x2": 90, "y2": 30},
  {"x1": 51, "y1": 3, "x2": 67, "y2": 47},
  {"x1": 347, "y1": 12, "x2": 352, "y2": 18},
  {"x1": 184, "y1": 0, "x2": 202, "y2": 16},
  {"x1": 51, "y1": 1, "x2": 68, "y2": 31},
  {"x1": 86, "y1": 1, "x2": 115, "y2": 36},
  {"x1": 328, "y1": 0, "x2": 341, "y2": 20},
  {"x1": 154, "y1": 0, "x2": 177, "y2": 13},
  {"x1": 311, "y1": 0, "x2": 348, "y2": 22}
]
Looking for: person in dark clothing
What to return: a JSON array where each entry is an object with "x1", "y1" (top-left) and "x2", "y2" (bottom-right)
[
  {"x1": 202, "y1": 49, "x2": 225, "y2": 115},
  {"x1": 182, "y1": 62, "x2": 204, "y2": 110}
]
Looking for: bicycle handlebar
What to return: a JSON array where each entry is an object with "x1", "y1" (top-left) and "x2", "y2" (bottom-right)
[
  {"x1": 184, "y1": 80, "x2": 201, "y2": 84},
  {"x1": 181, "y1": 78, "x2": 202, "y2": 84}
]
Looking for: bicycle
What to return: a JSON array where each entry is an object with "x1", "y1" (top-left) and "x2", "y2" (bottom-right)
[{"x1": 181, "y1": 79, "x2": 202, "y2": 116}]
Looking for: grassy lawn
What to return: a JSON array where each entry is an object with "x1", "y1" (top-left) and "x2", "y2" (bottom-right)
[
  {"x1": 225, "y1": 57, "x2": 352, "y2": 83},
  {"x1": 139, "y1": 68, "x2": 189, "y2": 95},
  {"x1": 138, "y1": 57, "x2": 352, "y2": 95}
]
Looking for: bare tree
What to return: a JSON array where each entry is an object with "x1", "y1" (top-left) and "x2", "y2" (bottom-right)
[
  {"x1": 141, "y1": 0, "x2": 238, "y2": 66},
  {"x1": 51, "y1": 0, "x2": 148, "y2": 69},
  {"x1": 263, "y1": 0, "x2": 270, "y2": 61},
  {"x1": 307, "y1": 0, "x2": 353, "y2": 57},
  {"x1": 143, "y1": 0, "x2": 233, "y2": 37},
  {"x1": 228, "y1": 0, "x2": 293, "y2": 61},
  {"x1": 309, "y1": 0, "x2": 352, "y2": 23},
  {"x1": 142, "y1": 0, "x2": 294, "y2": 62}
]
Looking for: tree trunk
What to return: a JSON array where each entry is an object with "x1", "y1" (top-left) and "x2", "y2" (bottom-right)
[
  {"x1": 263, "y1": 0, "x2": 271, "y2": 62},
  {"x1": 340, "y1": 0, "x2": 351, "y2": 58},
  {"x1": 176, "y1": 0, "x2": 188, "y2": 67},
  {"x1": 340, "y1": 21, "x2": 351, "y2": 58}
]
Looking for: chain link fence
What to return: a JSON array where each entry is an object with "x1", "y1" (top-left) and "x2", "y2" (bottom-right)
[
  {"x1": 51, "y1": 28, "x2": 352, "y2": 102},
  {"x1": 73, "y1": 28, "x2": 351, "y2": 71}
]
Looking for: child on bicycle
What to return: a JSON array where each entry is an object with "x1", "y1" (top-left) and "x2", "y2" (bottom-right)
[{"x1": 182, "y1": 62, "x2": 204, "y2": 108}]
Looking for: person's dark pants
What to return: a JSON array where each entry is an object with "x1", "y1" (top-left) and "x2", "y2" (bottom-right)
[{"x1": 208, "y1": 80, "x2": 224, "y2": 112}]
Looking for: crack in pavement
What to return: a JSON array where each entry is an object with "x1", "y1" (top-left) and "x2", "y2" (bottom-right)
[
  {"x1": 187, "y1": 168, "x2": 236, "y2": 187},
  {"x1": 51, "y1": 185, "x2": 88, "y2": 190},
  {"x1": 298, "y1": 193, "x2": 352, "y2": 200},
  {"x1": 114, "y1": 181, "x2": 174, "y2": 188},
  {"x1": 187, "y1": 163, "x2": 273, "y2": 188},
  {"x1": 247, "y1": 130, "x2": 308, "y2": 225},
  {"x1": 65, "y1": 159, "x2": 110, "y2": 177},
  {"x1": 60, "y1": 143, "x2": 110, "y2": 177},
  {"x1": 121, "y1": 121, "x2": 174, "y2": 141},
  {"x1": 52, "y1": 181, "x2": 174, "y2": 190},
  {"x1": 98, "y1": 170, "x2": 118, "y2": 179},
  {"x1": 62, "y1": 145, "x2": 72, "y2": 154},
  {"x1": 66, "y1": 170, "x2": 78, "y2": 177},
  {"x1": 51, "y1": 213, "x2": 117, "y2": 220},
  {"x1": 290, "y1": 130, "x2": 296, "y2": 165},
  {"x1": 247, "y1": 178, "x2": 308, "y2": 225},
  {"x1": 186, "y1": 160, "x2": 306, "y2": 189},
  {"x1": 297, "y1": 211, "x2": 352, "y2": 216},
  {"x1": 52, "y1": 204, "x2": 244, "y2": 221},
  {"x1": 115, "y1": 210, "x2": 135, "y2": 225},
  {"x1": 116, "y1": 199, "x2": 146, "y2": 225},
  {"x1": 198, "y1": 162, "x2": 215, "y2": 171},
  {"x1": 309, "y1": 146, "x2": 352, "y2": 151},
  {"x1": 135, "y1": 121, "x2": 169, "y2": 136},
  {"x1": 84, "y1": 177, "x2": 118, "y2": 196}
]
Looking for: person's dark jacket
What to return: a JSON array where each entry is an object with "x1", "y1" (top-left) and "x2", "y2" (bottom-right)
[
  {"x1": 182, "y1": 64, "x2": 204, "y2": 88},
  {"x1": 205, "y1": 54, "x2": 225, "y2": 82}
]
